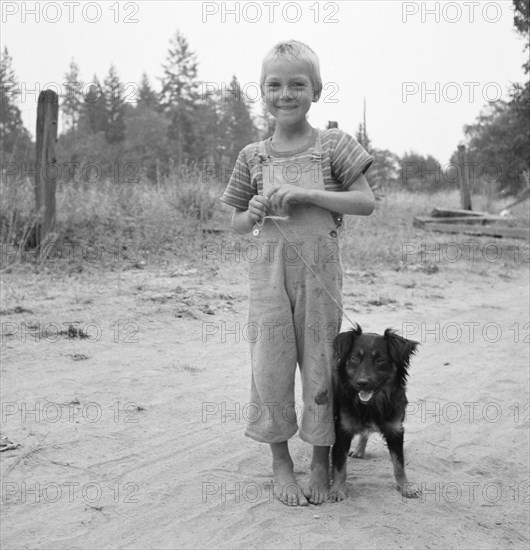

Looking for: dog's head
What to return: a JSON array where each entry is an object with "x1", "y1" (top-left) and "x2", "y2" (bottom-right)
[{"x1": 334, "y1": 324, "x2": 419, "y2": 405}]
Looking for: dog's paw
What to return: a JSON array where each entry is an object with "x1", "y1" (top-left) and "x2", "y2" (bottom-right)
[
  {"x1": 328, "y1": 483, "x2": 347, "y2": 502},
  {"x1": 348, "y1": 450, "x2": 365, "y2": 459},
  {"x1": 398, "y1": 482, "x2": 421, "y2": 498}
]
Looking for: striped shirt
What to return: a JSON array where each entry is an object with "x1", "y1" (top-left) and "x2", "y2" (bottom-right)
[{"x1": 220, "y1": 128, "x2": 374, "y2": 211}]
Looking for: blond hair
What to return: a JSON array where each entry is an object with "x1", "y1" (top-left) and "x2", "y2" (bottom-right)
[{"x1": 260, "y1": 40, "x2": 322, "y2": 102}]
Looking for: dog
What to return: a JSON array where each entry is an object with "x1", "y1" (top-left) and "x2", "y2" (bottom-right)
[{"x1": 328, "y1": 324, "x2": 420, "y2": 501}]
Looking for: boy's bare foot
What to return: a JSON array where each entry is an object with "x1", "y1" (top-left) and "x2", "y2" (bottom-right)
[
  {"x1": 270, "y1": 442, "x2": 308, "y2": 506},
  {"x1": 272, "y1": 458, "x2": 309, "y2": 506},
  {"x1": 307, "y1": 463, "x2": 329, "y2": 504},
  {"x1": 305, "y1": 446, "x2": 330, "y2": 504}
]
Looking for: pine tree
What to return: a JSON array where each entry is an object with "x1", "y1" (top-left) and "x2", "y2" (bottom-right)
[
  {"x1": 79, "y1": 74, "x2": 107, "y2": 135},
  {"x1": 219, "y1": 75, "x2": 258, "y2": 164},
  {"x1": 62, "y1": 58, "x2": 82, "y2": 133},
  {"x1": 103, "y1": 65, "x2": 126, "y2": 144},
  {"x1": 0, "y1": 46, "x2": 31, "y2": 158},
  {"x1": 159, "y1": 31, "x2": 201, "y2": 164},
  {"x1": 159, "y1": 31, "x2": 200, "y2": 109},
  {"x1": 138, "y1": 72, "x2": 158, "y2": 109}
]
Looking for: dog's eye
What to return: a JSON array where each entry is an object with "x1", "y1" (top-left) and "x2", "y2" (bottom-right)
[
  {"x1": 350, "y1": 356, "x2": 360, "y2": 363},
  {"x1": 376, "y1": 358, "x2": 387, "y2": 364}
]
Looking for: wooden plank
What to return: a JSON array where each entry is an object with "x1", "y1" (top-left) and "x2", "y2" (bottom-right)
[
  {"x1": 414, "y1": 215, "x2": 513, "y2": 227},
  {"x1": 431, "y1": 207, "x2": 487, "y2": 218},
  {"x1": 420, "y1": 222, "x2": 529, "y2": 239}
]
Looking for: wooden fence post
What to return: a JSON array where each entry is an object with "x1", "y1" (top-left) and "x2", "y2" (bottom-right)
[
  {"x1": 35, "y1": 89, "x2": 59, "y2": 246},
  {"x1": 457, "y1": 144, "x2": 472, "y2": 211}
]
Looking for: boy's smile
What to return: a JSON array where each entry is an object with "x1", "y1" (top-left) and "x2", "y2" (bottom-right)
[{"x1": 262, "y1": 59, "x2": 316, "y2": 130}]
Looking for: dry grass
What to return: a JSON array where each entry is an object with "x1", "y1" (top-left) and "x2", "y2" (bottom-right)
[
  {"x1": 342, "y1": 189, "x2": 528, "y2": 271},
  {"x1": 0, "y1": 178, "x2": 527, "y2": 272},
  {"x1": 0, "y1": 173, "x2": 224, "y2": 267}
]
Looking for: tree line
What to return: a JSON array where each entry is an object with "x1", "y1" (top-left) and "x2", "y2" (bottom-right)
[{"x1": 1, "y1": 2, "x2": 528, "y2": 195}]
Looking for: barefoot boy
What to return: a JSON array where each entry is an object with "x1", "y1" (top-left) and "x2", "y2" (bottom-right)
[{"x1": 220, "y1": 40, "x2": 375, "y2": 505}]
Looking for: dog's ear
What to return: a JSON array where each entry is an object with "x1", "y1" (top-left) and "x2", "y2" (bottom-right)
[
  {"x1": 384, "y1": 329, "x2": 419, "y2": 378},
  {"x1": 334, "y1": 324, "x2": 362, "y2": 363}
]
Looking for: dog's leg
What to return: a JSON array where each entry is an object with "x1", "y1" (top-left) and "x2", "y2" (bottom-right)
[
  {"x1": 348, "y1": 432, "x2": 369, "y2": 459},
  {"x1": 328, "y1": 427, "x2": 353, "y2": 502},
  {"x1": 381, "y1": 428, "x2": 421, "y2": 498}
]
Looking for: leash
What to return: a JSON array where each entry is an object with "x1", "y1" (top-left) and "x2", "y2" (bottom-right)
[{"x1": 256, "y1": 215, "x2": 357, "y2": 330}]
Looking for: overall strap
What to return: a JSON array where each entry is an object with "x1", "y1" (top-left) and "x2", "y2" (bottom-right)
[
  {"x1": 313, "y1": 130, "x2": 341, "y2": 228},
  {"x1": 311, "y1": 129, "x2": 322, "y2": 161}
]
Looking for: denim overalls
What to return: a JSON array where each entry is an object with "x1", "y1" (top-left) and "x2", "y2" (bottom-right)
[{"x1": 245, "y1": 130, "x2": 343, "y2": 446}]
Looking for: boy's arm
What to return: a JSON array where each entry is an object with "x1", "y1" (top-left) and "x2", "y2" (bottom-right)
[
  {"x1": 269, "y1": 173, "x2": 375, "y2": 217},
  {"x1": 307, "y1": 173, "x2": 375, "y2": 216},
  {"x1": 231, "y1": 209, "x2": 254, "y2": 234}
]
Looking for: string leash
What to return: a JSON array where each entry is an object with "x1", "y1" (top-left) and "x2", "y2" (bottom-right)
[{"x1": 257, "y1": 215, "x2": 357, "y2": 330}]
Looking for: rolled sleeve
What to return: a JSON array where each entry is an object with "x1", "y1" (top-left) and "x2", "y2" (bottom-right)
[{"x1": 329, "y1": 129, "x2": 374, "y2": 191}]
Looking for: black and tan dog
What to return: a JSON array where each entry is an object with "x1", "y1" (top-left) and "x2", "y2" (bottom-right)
[{"x1": 328, "y1": 325, "x2": 420, "y2": 501}]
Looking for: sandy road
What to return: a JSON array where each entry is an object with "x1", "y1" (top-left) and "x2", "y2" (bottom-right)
[{"x1": 1, "y1": 259, "x2": 529, "y2": 549}]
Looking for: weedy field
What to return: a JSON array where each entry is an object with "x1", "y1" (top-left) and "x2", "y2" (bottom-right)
[
  {"x1": 1, "y1": 179, "x2": 529, "y2": 549},
  {"x1": 1, "y1": 173, "x2": 528, "y2": 271}
]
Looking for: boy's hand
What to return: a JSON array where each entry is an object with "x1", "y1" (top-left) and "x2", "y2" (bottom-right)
[
  {"x1": 267, "y1": 185, "x2": 311, "y2": 212},
  {"x1": 248, "y1": 195, "x2": 270, "y2": 223}
]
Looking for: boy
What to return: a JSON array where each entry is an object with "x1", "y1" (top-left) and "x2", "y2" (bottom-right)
[{"x1": 220, "y1": 40, "x2": 375, "y2": 506}]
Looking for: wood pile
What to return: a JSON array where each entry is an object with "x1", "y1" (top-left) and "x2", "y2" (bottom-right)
[{"x1": 413, "y1": 208, "x2": 529, "y2": 240}]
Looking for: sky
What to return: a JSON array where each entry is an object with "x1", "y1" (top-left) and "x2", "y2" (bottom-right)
[{"x1": 1, "y1": 0, "x2": 527, "y2": 164}]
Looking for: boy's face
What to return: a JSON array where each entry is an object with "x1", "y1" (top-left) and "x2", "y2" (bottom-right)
[{"x1": 262, "y1": 59, "x2": 316, "y2": 128}]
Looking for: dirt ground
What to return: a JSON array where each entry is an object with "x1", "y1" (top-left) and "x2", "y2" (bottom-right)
[{"x1": 1, "y1": 244, "x2": 529, "y2": 549}]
